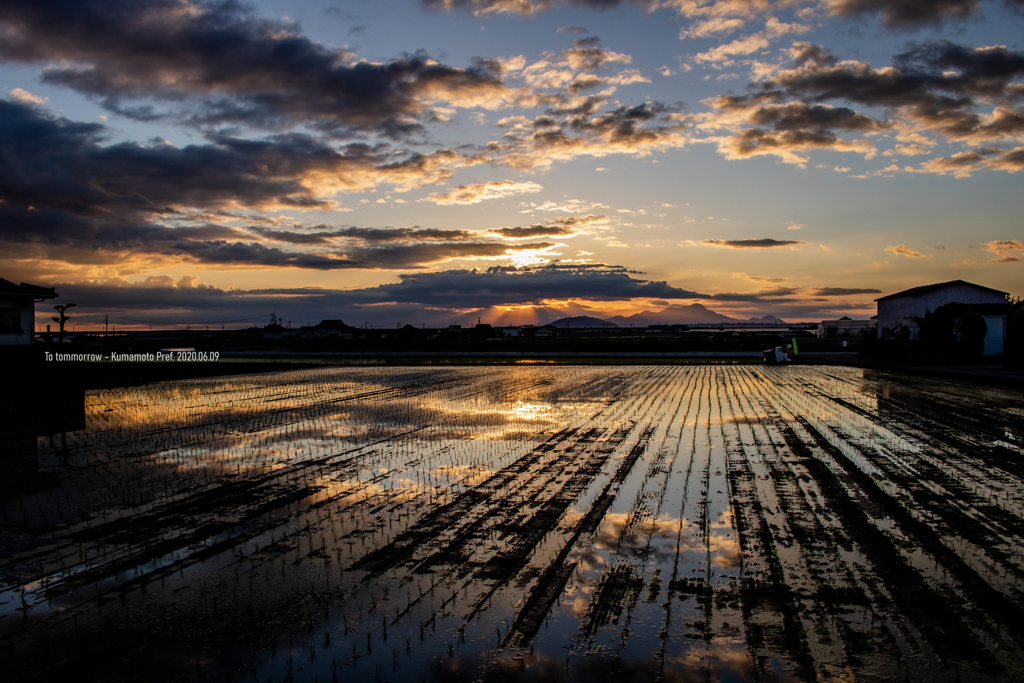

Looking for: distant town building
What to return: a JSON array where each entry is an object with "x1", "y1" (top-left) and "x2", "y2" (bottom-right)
[
  {"x1": 817, "y1": 316, "x2": 876, "y2": 339},
  {"x1": 260, "y1": 323, "x2": 297, "y2": 339},
  {"x1": 0, "y1": 278, "x2": 58, "y2": 345},
  {"x1": 316, "y1": 320, "x2": 347, "y2": 333},
  {"x1": 875, "y1": 280, "x2": 1007, "y2": 354}
]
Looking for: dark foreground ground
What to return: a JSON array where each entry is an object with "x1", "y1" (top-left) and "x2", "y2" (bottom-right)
[{"x1": 2, "y1": 365, "x2": 1023, "y2": 682}]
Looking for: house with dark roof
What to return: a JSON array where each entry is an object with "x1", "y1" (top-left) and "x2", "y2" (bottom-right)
[
  {"x1": 0, "y1": 278, "x2": 58, "y2": 345},
  {"x1": 316, "y1": 320, "x2": 348, "y2": 332},
  {"x1": 875, "y1": 280, "x2": 1008, "y2": 354}
]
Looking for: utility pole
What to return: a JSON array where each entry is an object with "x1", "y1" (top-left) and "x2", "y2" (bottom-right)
[{"x1": 53, "y1": 303, "x2": 76, "y2": 344}]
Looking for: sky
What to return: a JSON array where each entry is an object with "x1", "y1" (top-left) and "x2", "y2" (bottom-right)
[{"x1": 1, "y1": 0, "x2": 1022, "y2": 329}]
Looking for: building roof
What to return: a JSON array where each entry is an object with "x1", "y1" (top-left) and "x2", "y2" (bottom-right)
[
  {"x1": 0, "y1": 277, "x2": 57, "y2": 298},
  {"x1": 875, "y1": 280, "x2": 1008, "y2": 302}
]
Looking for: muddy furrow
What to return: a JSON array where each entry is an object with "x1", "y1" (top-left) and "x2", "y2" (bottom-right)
[
  {"x1": 794, "y1": 415, "x2": 1024, "y2": 668},
  {"x1": 717, "y1": 368, "x2": 821, "y2": 680},
  {"x1": 755, "y1": 378, "x2": 1012, "y2": 675}
]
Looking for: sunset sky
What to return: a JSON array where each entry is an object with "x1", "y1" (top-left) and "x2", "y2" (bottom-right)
[{"x1": 2, "y1": 0, "x2": 1022, "y2": 328}]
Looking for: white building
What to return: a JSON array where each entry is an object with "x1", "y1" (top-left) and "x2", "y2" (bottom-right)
[
  {"x1": 875, "y1": 280, "x2": 1007, "y2": 354},
  {"x1": 0, "y1": 278, "x2": 58, "y2": 345}
]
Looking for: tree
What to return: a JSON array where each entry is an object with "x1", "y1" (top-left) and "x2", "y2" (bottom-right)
[
  {"x1": 890, "y1": 322, "x2": 911, "y2": 341},
  {"x1": 916, "y1": 303, "x2": 987, "y2": 357}
]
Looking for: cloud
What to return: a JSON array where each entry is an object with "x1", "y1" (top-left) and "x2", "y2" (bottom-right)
[
  {"x1": 680, "y1": 17, "x2": 745, "y2": 39},
  {"x1": 734, "y1": 272, "x2": 787, "y2": 282},
  {"x1": 0, "y1": 99, "x2": 467, "y2": 216},
  {"x1": 885, "y1": 244, "x2": 932, "y2": 258},
  {"x1": 425, "y1": 0, "x2": 1024, "y2": 33},
  {"x1": 825, "y1": 0, "x2": 1024, "y2": 28},
  {"x1": 42, "y1": 266, "x2": 882, "y2": 327},
  {"x1": 700, "y1": 95, "x2": 889, "y2": 165},
  {"x1": 558, "y1": 25, "x2": 588, "y2": 33},
  {"x1": 810, "y1": 287, "x2": 883, "y2": 296},
  {"x1": 422, "y1": 0, "x2": 662, "y2": 16},
  {"x1": 692, "y1": 18, "x2": 809, "y2": 65},
  {"x1": 0, "y1": 100, "x2": 569, "y2": 273},
  {"x1": 43, "y1": 260, "x2": 706, "y2": 326},
  {"x1": 959, "y1": 238, "x2": 1024, "y2": 264},
  {"x1": 249, "y1": 226, "x2": 479, "y2": 245},
  {"x1": 918, "y1": 145, "x2": 1024, "y2": 177},
  {"x1": 422, "y1": 0, "x2": 545, "y2": 15},
  {"x1": 419, "y1": 180, "x2": 543, "y2": 205},
  {"x1": 700, "y1": 238, "x2": 807, "y2": 248},
  {"x1": 350, "y1": 263, "x2": 703, "y2": 307},
  {"x1": 4, "y1": 1, "x2": 686, "y2": 179},
  {"x1": 490, "y1": 225, "x2": 576, "y2": 238},
  {"x1": 769, "y1": 42, "x2": 1024, "y2": 145},
  {"x1": 7, "y1": 87, "x2": 47, "y2": 104},
  {"x1": 705, "y1": 286, "x2": 801, "y2": 302},
  {"x1": 166, "y1": 239, "x2": 559, "y2": 271},
  {"x1": 695, "y1": 33, "x2": 770, "y2": 64},
  {"x1": 696, "y1": 39, "x2": 1024, "y2": 170},
  {"x1": 0, "y1": 0, "x2": 523, "y2": 137},
  {"x1": 493, "y1": 102, "x2": 689, "y2": 170},
  {"x1": 558, "y1": 37, "x2": 633, "y2": 71},
  {"x1": 489, "y1": 214, "x2": 606, "y2": 238}
]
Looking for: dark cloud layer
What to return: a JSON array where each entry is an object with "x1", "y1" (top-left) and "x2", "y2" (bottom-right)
[
  {"x1": 811, "y1": 287, "x2": 883, "y2": 296},
  {"x1": 0, "y1": 100, "x2": 548, "y2": 270},
  {"x1": 700, "y1": 238, "x2": 807, "y2": 248},
  {"x1": 48, "y1": 264, "x2": 704, "y2": 326},
  {"x1": 830, "y1": 0, "x2": 1024, "y2": 28},
  {"x1": 0, "y1": 100, "x2": 463, "y2": 218},
  {"x1": 252, "y1": 227, "x2": 479, "y2": 245},
  {"x1": 491, "y1": 225, "x2": 576, "y2": 238},
  {"x1": 0, "y1": 0, "x2": 514, "y2": 136},
  {"x1": 340, "y1": 264, "x2": 702, "y2": 307},
  {"x1": 40, "y1": 267, "x2": 886, "y2": 327}
]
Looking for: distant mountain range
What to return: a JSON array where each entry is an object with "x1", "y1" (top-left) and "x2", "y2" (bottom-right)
[
  {"x1": 548, "y1": 316, "x2": 618, "y2": 328},
  {"x1": 546, "y1": 305, "x2": 787, "y2": 328}
]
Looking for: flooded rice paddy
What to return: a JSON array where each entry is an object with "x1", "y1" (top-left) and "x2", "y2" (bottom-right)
[{"x1": 2, "y1": 365, "x2": 1024, "y2": 682}]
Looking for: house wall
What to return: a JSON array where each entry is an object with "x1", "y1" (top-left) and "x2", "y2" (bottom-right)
[
  {"x1": 877, "y1": 284, "x2": 1005, "y2": 340},
  {"x1": 0, "y1": 298, "x2": 34, "y2": 345}
]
